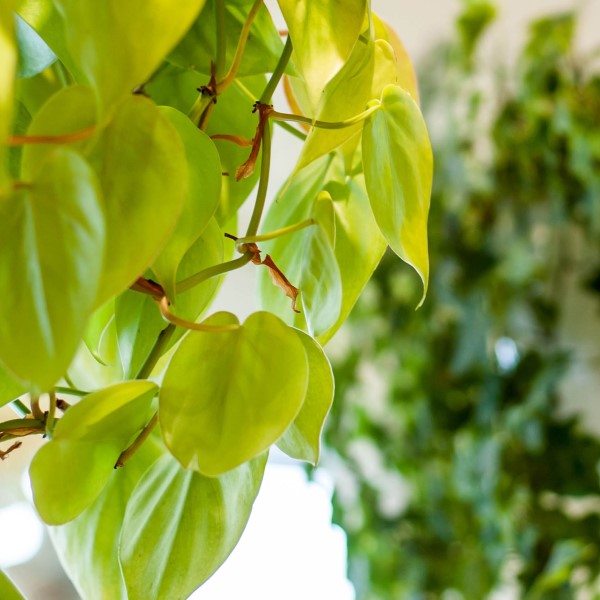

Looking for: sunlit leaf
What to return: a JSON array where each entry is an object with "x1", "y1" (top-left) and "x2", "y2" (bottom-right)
[
  {"x1": 0, "y1": 1, "x2": 16, "y2": 186},
  {"x1": 49, "y1": 440, "x2": 162, "y2": 600},
  {"x1": 152, "y1": 107, "x2": 221, "y2": 301},
  {"x1": 277, "y1": 330, "x2": 334, "y2": 465},
  {"x1": 0, "y1": 148, "x2": 104, "y2": 392},
  {"x1": 0, "y1": 569, "x2": 24, "y2": 600},
  {"x1": 21, "y1": 84, "x2": 97, "y2": 178},
  {"x1": 362, "y1": 84, "x2": 432, "y2": 304},
  {"x1": 277, "y1": 0, "x2": 367, "y2": 111},
  {"x1": 15, "y1": 13, "x2": 56, "y2": 78},
  {"x1": 30, "y1": 381, "x2": 157, "y2": 524},
  {"x1": 52, "y1": 0, "x2": 208, "y2": 109},
  {"x1": 120, "y1": 452, "x2": 267, "y2": 599},
  {"x1": 90, "y1": 96, "x2": 187, "y2": 306},
  {"x1": 169, "y1": 0, "x2": 284, "y2": 78},
  {"x1": 160, "y1": 311, "x2": 308, "y2": 475}
]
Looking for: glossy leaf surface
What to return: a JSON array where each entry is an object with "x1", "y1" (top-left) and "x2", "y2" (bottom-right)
[
  {"x1": 277, "y1": 0, "x2": 367, "y2": 110},
  {"x1": 160, "y1": 311, "x2": 308, "y2": 475},
  {"x1": 53, "y1": 0, "x2": 208, "y2": 108},
  {"x1": 362, "y1": 84, "x2": 433, "y2": 304},
  {"x1": 0, "y1": 148, "x2": 104, "y2": 392},
  {"x1": 277, "y1": 330, "x2": 334, "y2": 464},
  {"x1": 153, "y1": 107, "x2": 221, "y2": 300},
  {"x1": 120, "y1": 452, "x2": 267, "y2": 600},
  {"x1": 90, "y1": 96, "x2": 186, "y2": 306},
  {"x1": 49, "y1": 440, "x2": 162, "y2": 600},
  {"x1": 30, "y1": 381, "x2": 157, "y2": 524}
]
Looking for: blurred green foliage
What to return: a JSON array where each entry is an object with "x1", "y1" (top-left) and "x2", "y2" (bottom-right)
[{"x1": 324, "y1": 4, "x2": 600, "y2": 599}]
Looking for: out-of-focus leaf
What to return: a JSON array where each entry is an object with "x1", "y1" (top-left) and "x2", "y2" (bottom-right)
[
  {"x1": 0, "y1": 148, "x2": 104, "y2": 393},
  {"x1": 120, "y1": 452, "x2": 267, "y2": 600},
  {"x1": 160, "y1": 312, "x2": 308, "y2": 476},
  {"x1": 0, "y1": 1, "x2": 16, "y2": 186},
  {"x1": 362, "y1": 84, "x2": 432, "y2": 305},
  {"x1": 51, "y1": 0, "x2": 208, "y2": 109},
  {"x1": 0, "y1": 569, "x2": 24, "y2": 600},
  {"x1": 15, "y1": 13, "x2": 56, "y2": 78}
]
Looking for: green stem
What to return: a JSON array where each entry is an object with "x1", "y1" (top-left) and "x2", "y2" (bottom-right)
[
  {"x1": 219, "y1": 0, "x2": 263, "y2": 90},
  {"x1": 0, "y1": 418, "x2": 44, "y2": 433},
  {"x1": 189, "y1": 94, "x2": 215, "y2": 128},
  {"x1": 215, "y1": 0, "x2": 227, "y2": 78},
  {"x1": 115, "y1": 412, "x2": 158, "y2": 468},
  {"x1": 10, "y1": 400, "x2": 30, "y2": 417},
  {"x1": 45, "y1": 392, "x2": 56, "y2": 439},
  {"x1": 274, "y1": 119, "x2": 307, "y2": 140},
  {"x1": 135, "y1": 325, "x2": 176, "y2": 380},
  {"x1": 55, "y1": 386, "x2": 89, "y2": 397},
  {"x1": 236, "y1": 218, "x2": 315, "y2": 251},
  {"x1": 177, "y1": 252, "x2": 253, "y2": 294},
  {"x1": 30, "y1": 396, "x2": 43, "y2": 420},
  {"x1": 260, "y1": 37, "x2": 293, "y2": 103},
  {"x1": 270, "y1": 103, "x2": 381, "y2": 129},
  {"x1": 234, "y1": 78, "x2": 258, "y2": 102},
  {"x1": 245, "y1": 121, "x2": 271, "y2": 237}
]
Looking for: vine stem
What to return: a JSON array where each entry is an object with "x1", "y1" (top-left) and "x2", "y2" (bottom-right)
[
  {"x1": 245, "y1": 122, "x2": 271, "y2": 237},
  {"x1": 269, "y1": 104, "x2": 382, "y2": 130},
  {"x1": 115, "y1": 413, "x2": 158, "y2": 468},
  {"x1": 260, "y1": 37, "x2": 293, "y2": 103},
  {"x1": 8, "y1": 126, "x2": 96, "y2": 146},
  {"x1": 214, "y1": 0, "x2": 227, "y2": 78},
  {"x1": 177, "y1": 252, "x2": 253, "y2": 294},
  {"x1": 135, "y1": 324, "x2": 176, "y2": 380},
  {"x1": 30, "y1": 396, "x2": 44, "y2": 420},
  {"x1": 10, "y1": 399, "x2": 30, "y2": 417},
  {"x1": 45, "y1": 392, "x2": 56, "y2": 439},
  {"x1": 54, "y1": 386, "x2": 89, "y2": 397},
  {"x1": 219, "y1": 0, "x2": 263, "y2": 89},
  {"x1": 234, "y1": 218, "x2": 315, "y2": 252},
  {"x1": 157, "y1": 297, "x2": 241, "y2": 332}
]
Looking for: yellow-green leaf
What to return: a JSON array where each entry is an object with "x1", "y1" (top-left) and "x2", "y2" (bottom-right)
[
  {"x1": 159, "y1": 311, "x2": 308, "y2": 476},
  {"x1": 362, "y1": 84, "x2": 432, "y2": 305}
]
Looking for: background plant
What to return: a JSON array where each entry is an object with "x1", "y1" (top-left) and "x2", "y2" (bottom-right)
[
  {"x1": 0, "y1": 1, "x2": 433, "y2": 598},
  {"x1": 325, "y1": 4, "x2": 600, "y2": 599}
]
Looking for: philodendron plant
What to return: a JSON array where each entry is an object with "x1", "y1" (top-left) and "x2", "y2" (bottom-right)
[{"x1": 0, "y1": 0, "x2": 432, "y2": 598}]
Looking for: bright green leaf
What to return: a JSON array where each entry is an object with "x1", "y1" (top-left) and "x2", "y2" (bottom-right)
[
  {"x1": 277, "y1": 0, "x2": 367, "y2": 111},
  {"x1": 0, "y1": 569, "x2": 24, "y2": 600},
  {"x1": 52, "y1": 0, "x2": 208, "y2": 109},
  {"x1": 0, "y1": 148, "x2": 104, "y2": 392},
  {"x1": 160, "y1": 311, "x2": 308, "y2": 475},
  {"x1": 0, "y1": 363, "x2": 25, "y2": 408},
  {"x1": 15, "y1": 13, "x2": 56, "y2": 78},
  {"x1": 169, "y1": 0, "x2": 284, "y2": 79},
  {"x1": 21, "y1": 84, "x2": 97, "y2": 178},
  {"x1": 277, "y1": 330, "x2": 334, "y2": 465},
  {"x1": 153, "y1": 107, "x2": 221, "y2": 301},
  {"x1": 120, "y1": 452, "x2": 267, "y2": 600},
  {"x1": 49, "y1": 440, "x2": 162, "y2": 600},
  {"x1": 0, "y1": 1, "x2": 16, "y2": 186},
  {"x1": 90, "y1": 96, "x2": 187, "y2": 306},
  {"x1": 362, "y1": 84, "x2": 433, "y2": 304},
  {"x1": 30, "y1": 381, "x2": 157, "y2": 524}
]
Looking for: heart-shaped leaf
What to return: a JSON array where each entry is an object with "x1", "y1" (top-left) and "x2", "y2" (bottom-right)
[
  {"x1": 52, "y1": 0, "x2": 208, "y2": 109},
  {"x1": 30, "y1": 381, "x2": 157, "y2": 524},
  {"x1": 120, "y1": 452, "x2": 267, "y2": 600},
  {"x1": 277, "y1": 330, "x2": 334, "y2": 465},
  {"x1": 277, "y1": 0, "x2": 367, "y2": 111},
  {"x1": 152, "y1": 107, "x2": 221, "y2": 301},
  {"x1": 90, "y1": 96, "x2": 187, "y2": 305},
  {"x1": 160, "y1": 311, "x2": 308, "y2": 475},
  {"x1": 0, "y1": 148, "x2": 104, "y2": 392},
  {"x1": 362, "y1": 84, "x2": 433, "y2": 304}
]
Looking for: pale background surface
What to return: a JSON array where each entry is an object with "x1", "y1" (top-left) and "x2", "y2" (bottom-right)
[{"x1": 2, "y1": 1, "x2": 600, "y2": 598}]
